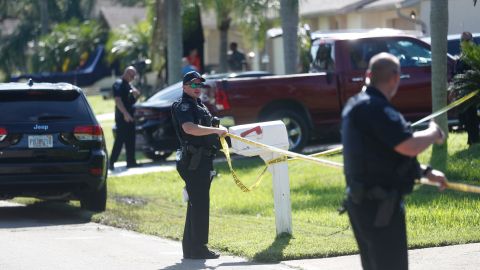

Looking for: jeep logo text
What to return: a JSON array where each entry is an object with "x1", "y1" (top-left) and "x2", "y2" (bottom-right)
[{"x1": 33, "y1": 124, "x2": 49, "y2": 130}]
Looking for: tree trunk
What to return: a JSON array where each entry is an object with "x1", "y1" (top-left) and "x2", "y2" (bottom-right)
[
  {"x1": 280, "y1": 0, "x2": 299, "y2": 75},
  {"x1": 430, "y1": 0, "x2": 448, "y2": 169},
  {"x1": 152, "y1": 0, "x2": 166, "y2": 88},
  {"x1": 219, "y1": 18, "x2": 231, "y2": 73},
  {"x1": 39, "y1": 0, "x2": 49, "y2": 35},
  {"x1": 166, "y1": 0, "x2": 183, "y2": 84}
]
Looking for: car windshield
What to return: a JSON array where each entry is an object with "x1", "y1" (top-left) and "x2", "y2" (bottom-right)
[
  {"x1": 148, "y1": 82, "x2": 183, "y2": 102},
  {"x1": 0, "y1": 90, "x2": 91, "y2": 123}
]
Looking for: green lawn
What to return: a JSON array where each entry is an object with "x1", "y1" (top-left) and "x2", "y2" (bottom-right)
[
  {"x1": 87, "y1": 132, "x2": 480, "y2": 262},
  {"x1": 86, "y1": 95, "x2": 115, "y2": 116}
]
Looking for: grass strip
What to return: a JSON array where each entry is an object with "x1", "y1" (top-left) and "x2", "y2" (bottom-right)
[{"x1": 89, "y1": 132, "x2": 480, "y2": 262}]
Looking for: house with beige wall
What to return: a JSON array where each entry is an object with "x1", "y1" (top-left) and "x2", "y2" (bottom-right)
[
  {"x1": 301, "y1": 0, "x2": 480, "y2": 35},
  {"x1": 91, "y1": 0, "x2": 480, "y2": 74},
  {"x1": 265, "y1": 0, "x2": 479, "y2": 74}
]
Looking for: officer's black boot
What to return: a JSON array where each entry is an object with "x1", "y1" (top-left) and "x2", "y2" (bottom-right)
[{"x1": 190, "y1": 245, "x2": 219, "y2": 259}]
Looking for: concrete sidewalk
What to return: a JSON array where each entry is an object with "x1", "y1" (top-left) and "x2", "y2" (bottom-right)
[{"x1": 282, "y1": 243, "x2": 480, "y2": 270}]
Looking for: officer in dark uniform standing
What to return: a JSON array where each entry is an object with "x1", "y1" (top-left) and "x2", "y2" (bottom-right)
[
  {"x1": 341, "y1": 53, "x2": 447, "y2": 270},
  {"x1": 455, "y1": 31, "x2": 479, "y2": 146},
  {"x1": 171, "y1": 71, "x2": 227, "y2": 259},
  {"x1": 109, "y1": 66, "x2": 141, "y2": 170}
]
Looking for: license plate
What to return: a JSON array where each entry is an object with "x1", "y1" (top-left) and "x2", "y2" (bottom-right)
[{"x1": 28, "y1": 135, "x2": 53, "y2": 148}]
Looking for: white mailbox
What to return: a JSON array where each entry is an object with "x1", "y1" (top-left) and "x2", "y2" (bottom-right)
[
  {"x1": 229, "y1": 121, "x2": 289, "y2": 156},
  {"x1": 228, "y1": 120, "x2": 292, "y2": 235}
]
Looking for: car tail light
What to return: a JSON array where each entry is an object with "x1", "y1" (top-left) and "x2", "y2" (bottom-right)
[
  {"x1": 215, "y1": 88, "x2": 231, "y2": 111},
  {"x1": 135, "y1": 108, "x2": 167, "y2": 120},
  {"x1": 89, "y1": 168, "x2": 103, "y2": 176},
  {"x1": 0, "y1": 127, "x2": 7, "y2": 141},
  {"x1": 74, "y1": 125, "x2": 103, "y2": 141}
]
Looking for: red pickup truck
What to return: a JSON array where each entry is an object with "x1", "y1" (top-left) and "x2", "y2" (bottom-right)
[{"x1": 207, "y1": 32, "x2": 455, "y2": 152}]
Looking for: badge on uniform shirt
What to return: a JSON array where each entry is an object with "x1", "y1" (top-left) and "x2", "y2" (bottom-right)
[
  {"x1": 180, "y1": 103, "x2": 190, "y2": 111},
  {"x1": 384, "y1": 107, "x2": 400, "y2": 121}
]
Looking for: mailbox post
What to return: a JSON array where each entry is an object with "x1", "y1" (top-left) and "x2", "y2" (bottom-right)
[{"x1": 228, "y1": 121, "x2": 292, "y2": 235}]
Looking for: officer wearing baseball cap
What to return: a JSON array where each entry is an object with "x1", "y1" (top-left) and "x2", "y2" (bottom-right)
[{"x1": 171, "y1": 71, "x2": 227, "y2": 259}]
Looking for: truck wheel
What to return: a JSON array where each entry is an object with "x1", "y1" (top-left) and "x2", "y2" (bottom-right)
[
  {"x1": 80, "y1": 183, "x2": 107, "y2": 212},
  {"x1": 264, "y1": 110, "x2": 309, "y2": 152},
  {"x1": 143, "y1": 150, "x2": 173, "y2": 161}
]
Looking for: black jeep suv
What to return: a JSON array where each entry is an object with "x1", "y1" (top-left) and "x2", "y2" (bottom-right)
[{"x1": 0, "y1": 81, "x2": 107, "y2": 211}]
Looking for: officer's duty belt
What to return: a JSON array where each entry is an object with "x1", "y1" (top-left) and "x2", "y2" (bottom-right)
[
  {"x1": 184, "y1": 145, "x2": 216, "y2": 170},
  {"x1": 347, "y1": 185, "x2": 399, "y2": 228}
]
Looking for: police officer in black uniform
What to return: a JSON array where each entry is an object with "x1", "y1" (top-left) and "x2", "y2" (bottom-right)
[
  {"x1": 341, "y1": 53, "x2": 447, "y2": 270},
  {"x1": 455, "y1": 31, "x2": 479, "y2": 146},
  {"x1": 109, "y1": 66, "x2": 141, "y2": 170},
  {"x1": 171, "y1": 71, "x2": 227, "y2": 259}
]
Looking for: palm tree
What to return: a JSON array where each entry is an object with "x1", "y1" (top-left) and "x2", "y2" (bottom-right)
[
  {"x1": 190, "y1": 0, "x2": 278, "y2": 73},
  {"x1": 430, "y1": 0, "x2": 448, "y2": 168},
  {"x1": 150, "y1": 0, "x2": 167, "y2": 87},
  {"x1": 0, "y1": 0, "x2": 95, "y2": 78},
  {"x1": 197, "y1": 0, "x2": 234, "y2": 72},
  {"x1": 39, "y1": 0, "x2": 49, "y2": 35},
  {"x1": 36, "y1": 19, "x2": 107, "y2": 72},
  {"x1": 280, "y1": 0, "x2": 298, "y2": 75},
  {"x1": 166, "y1": 0, "x2": 183, "y2": 84},
  {"x1": 106, "y1": 22, "x2": 151, "y2": 71},
  {"x1": 450, "y1": 42, "x2": 480, "y2": 95}
]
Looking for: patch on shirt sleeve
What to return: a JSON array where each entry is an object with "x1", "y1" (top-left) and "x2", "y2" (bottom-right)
[
  {"x1": 180, "y1": 103, "x2": 190, "y2": 111},
  {"x1": 383, "y1": 107, "x2": 400, "y2": 121}
]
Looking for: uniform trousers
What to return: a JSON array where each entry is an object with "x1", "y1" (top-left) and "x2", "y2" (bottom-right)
[
  {"x1": 177, "y1": 155, "x2": 214, "y2": 256},
  {"x1": 347, "y1": 197, "x2": 408, "y2": 270},
  {"x1": 463, "y1": 105, "x2": 480, "y2": 145},
  {"x1": 110, "y1": 119, "x2": 136, "y2": 166}
]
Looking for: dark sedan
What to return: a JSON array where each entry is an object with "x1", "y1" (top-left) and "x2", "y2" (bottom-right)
[{"x1": 132, "y1": 71, "x2": 272, "y2": 161}]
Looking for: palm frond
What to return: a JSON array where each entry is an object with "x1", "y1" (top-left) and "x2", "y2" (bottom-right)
[{"x1": 449, "y1": 42, "x2": 480, "y2": 98}]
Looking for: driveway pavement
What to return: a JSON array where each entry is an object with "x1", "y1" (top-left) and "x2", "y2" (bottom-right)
[
  {"x1": 2, "y1": 200, "x2": 480, "y2": 270},
  {"x1": 0, "y1": 201, "x2": 293, "y2": 270}
]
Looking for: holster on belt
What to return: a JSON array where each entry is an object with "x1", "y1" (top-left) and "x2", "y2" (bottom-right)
[
  {"x1": 347, "y1": 183, "x2": 399, "y2": 228},
  {"x1": 368, "y1": 187, "x2": 398, "y2": 228},
  {"x1": 186, "y1": 145, "x2": 203, "y2": 170}
]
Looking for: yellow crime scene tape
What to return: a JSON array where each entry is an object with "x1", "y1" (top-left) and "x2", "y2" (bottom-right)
[{"x1": 221, "y1": 89, "x2": 480, "y2": 194}]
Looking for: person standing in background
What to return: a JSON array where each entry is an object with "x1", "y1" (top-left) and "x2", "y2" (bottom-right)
[
  {"x1": 109, "y1": 66, "x2": 141, "y2": 170},
  {"x1": 227, "y1": 42, "x2": 247, "y2": 72},
  {"x1": 187, "y1": 49, "x2": 201, "y2": 73},
  {"x1": 455, "y1": 31, "x2": 479, "y2": 146}
]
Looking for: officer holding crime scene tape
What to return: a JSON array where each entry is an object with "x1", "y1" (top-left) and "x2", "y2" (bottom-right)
[
  {"x1": 341, "y1": 53, "x2": 448, "y2": 270},
  {"x1": 171, "y1": 71, "x2": 227, "y2": 259}
]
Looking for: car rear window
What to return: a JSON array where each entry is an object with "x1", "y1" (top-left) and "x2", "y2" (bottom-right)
[{"x1": 0, "y1": 90, "x2": 92, "y2": 123}]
